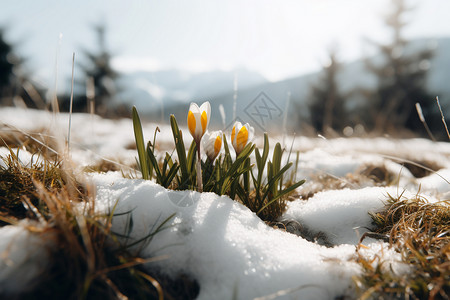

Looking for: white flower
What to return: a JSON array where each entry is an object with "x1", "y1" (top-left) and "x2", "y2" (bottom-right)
[
  {"x1": 231, "y1": 121, "x2": 254, "y2": 155},
  {"x1": 187, "y1": 101, "x2": 211, "y2": 143},
  {"x1": 203, "y1": 130, "x2": 222, "y2": 161}
]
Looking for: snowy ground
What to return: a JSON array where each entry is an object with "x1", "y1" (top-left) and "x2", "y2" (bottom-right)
[{"x1": 0, "y1": 107, "x2": 449, "y2": 299}]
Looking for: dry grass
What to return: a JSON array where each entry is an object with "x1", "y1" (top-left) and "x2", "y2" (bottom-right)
[
  {"x1": 0, "y1": 127, "x2": 60, "y2": 160},
  {"x1": 0, "y1": 151, "x2": 72, "y2": 225},
  {"x1": 83, "y1": 159, "x2": 123, "y2": 173},
  {"x1": 298, "y1": 163, "x2": 397, "y2": 201},
  {"x1": 354, "y1": 192, "x2": 450, "y2": 300},
  {"x1": 0, "y1": 147, "x2": 198, "y2": 299}
]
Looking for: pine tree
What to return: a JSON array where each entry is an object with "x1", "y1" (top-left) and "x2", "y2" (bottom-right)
[
  {"x1": 308, "y1": 49, "x2": 347, "y2": 134},
  {"x1": 77, "y1": 24, "x2": 119, "y2": 116},
  {"x1": 0, "y1": 28, "x2": 19, "y2": 104},
  {"x1": 366, "y1": 0, "x2": 437, "y2": 135},
  {"x1": 0, "y1": 28, "x2": 45, "y2": 109}
]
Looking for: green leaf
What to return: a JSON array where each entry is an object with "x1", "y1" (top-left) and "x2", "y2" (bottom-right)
[
  {"x1": 257, "y1": 179, "x2": 305, "y2": 215},
  {"x1": 186, "y1": 140, "x2": 197, "y2": 174},
  {"x1": 262, "y1": 162, "x2": 293, "y2": 203},
  {"x1": 271, "y1": 142, "x2": 283, "y2": 197},
  {"x1": 256, "y1": 133, "x2": 270, "y2": 187},
  {"x1": 261, "y1": 133, "x2": 269, "y2": 169},
  {"x1": 243, "y1": 157, "x2": 250, "y2": 193},
  {"x1": 132, "y1": 106, "x2": 149, "y2": 180},
  {"x1": 255, "y1": 148, "x2": 262, "y2": 173},
  {"x1": 222, "y1": 133, "x2": 232, "y2": 168},
  {"x1": 147, "y1": 142, "x2": 163, "y2": 184},
  {"x1": 170, "y1": 115, "x2": 189, "y2": 189},
  {"x1": 163, "y1": 163, "x2": 180, "y2": 188},
  {"x1": 162, "y1": 152, "x2": 171, "y2": 175},
  {"x1": 235, "y1": 184, "x2": 249, "y2": 208}
]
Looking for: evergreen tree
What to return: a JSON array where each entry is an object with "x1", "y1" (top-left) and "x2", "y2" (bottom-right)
[
  {"x1": 365, "y1": 0, "x2": 437, "y2": 134},
  {"x1": 77, "y1": 24, "x2": 119, "y2": 116},
  {"x1": 0, "y1": 28, "x2": 19, "y2": 104},
  {"x1": 0, "y1": 28, "x2": 45, "y2": 109},
  {"x1": 308, "y1": 49, "x2": 347, "y2": 134}
]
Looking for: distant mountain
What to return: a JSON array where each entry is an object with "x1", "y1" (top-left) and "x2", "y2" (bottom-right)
[
  {"x1": 164, "y1": 37, "x2": 450, "y2": 133},
  {"x1": 117, "y1": 68, "x2": 267, "y2": 117},
  {"x1": 123, "y1": 37, "x2": 450, "y2": 134}
]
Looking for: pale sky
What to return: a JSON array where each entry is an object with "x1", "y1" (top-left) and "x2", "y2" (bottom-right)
[{"x1": 1, "y1": 0, "x2": 449, "y2": 89}]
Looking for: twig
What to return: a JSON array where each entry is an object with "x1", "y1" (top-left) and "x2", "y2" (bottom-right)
[
  {"x1": 67, "y1": 53, "x2": 75, "y2": 150},
  {"x1": 415, "y1": 102, "x2": 436, "y2": 141},
  {"x1": 436, "y1": 96, "x2": 450, "y2": 140}
]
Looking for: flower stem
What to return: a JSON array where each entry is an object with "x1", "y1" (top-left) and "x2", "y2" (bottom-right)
[{"x1": 196, "y1": 141, "x2": 203, "y2": 192}]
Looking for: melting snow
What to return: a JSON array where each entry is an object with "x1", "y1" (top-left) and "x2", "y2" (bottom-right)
[{"x1": 0, "y1": 108, "x2": 449, "y2": 298}]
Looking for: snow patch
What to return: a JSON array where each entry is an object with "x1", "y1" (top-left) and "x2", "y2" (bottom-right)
[
  {"x1": 94, "y1": 173, "x2": 360, "y2": 299},
  {"x1": 0, "y1": 224, "x2": 51, "y2": 295}
]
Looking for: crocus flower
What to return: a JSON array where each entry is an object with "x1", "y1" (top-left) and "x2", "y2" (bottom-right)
[
  {"x1": 203, "y1": 130, "x2": 223, "y2": 161},
  {"x1": 187, "y1": 101, "x2": 211, "y2": 143},
  {"x1": 187, "y1": 101, "x2": 211, "y2": 192},
  {"x1": 231, "y1": 121, "x2": 254, "y2": 155}
]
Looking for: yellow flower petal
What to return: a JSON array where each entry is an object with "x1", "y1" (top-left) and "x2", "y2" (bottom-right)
[
  {"x1": 188, "y1": 111, "x2": 196, "y2": 137},
  {"x1": 214, "y1": 135, "x2": 222, "y2": 155},
  {"x1": 231, "y1": 126, "x2": 236, "y2": 143},
  {"x1": 237, "y1": 126, "x2": 249, "y2": 152},
  {"x1": 201, "y1": 111, "x2": 208, "y2": 134}
]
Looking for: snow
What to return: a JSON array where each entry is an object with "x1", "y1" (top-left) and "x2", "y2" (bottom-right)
[
  {"x1": 0, "y1": 107, "x2": 449, "y2": 298},
  {"x1": 94, "y1": 172, "x2": 361, "y2": 299},
  {"x1": 0, "y1": 223, "x2": 51, "y2": 295},
  {"x1": 0, "y1": 148, "x2": 39, "y2": 167},
  {"x1": 418, "y1": 168, "x2": 450, "y2": 196},
  {"x1": 283, "y1": 187, "x2": 392, "y2": 245}
]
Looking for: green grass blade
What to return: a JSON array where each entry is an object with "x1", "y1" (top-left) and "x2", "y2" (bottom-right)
[
  {"x1": 257, "y1": 179, "x2": 305, "y2": 215},
  {"x1": 170, "y1": 115, "x2": 189, "y2": 189},
  {"x1": 257, "y1": 133, "x2": 270, "y2": 186},
  {"x1": 132, "y1": 106, "x2": 149, "y2": 180},
  {"x1": 243, "y1": 157, "x2": 250, "y2": 193},
  {"x1": 163, "y1": 163, "x2": 180, "y2": 188},
  {"x1": 147, "y1": 142, "x2": 163, "y2": 184},
  {"x1": 272, "y1": 142, "x2": 282, "y2": 196},
  {"x1": 146, "y1": 142, "x2": 154, "y2": 180},
  {"x1": 186, "y1": 140, "x2": 197, "y2": 174},
  {"x1": 262, "y1": 162, "x2": 292, "y2": 202},
  {"x1": 261, "y1": 133, "x2": 269, "y2": 169},
  {"x1": 255, "y1": 148, "x2": 262, "y2": 173}
]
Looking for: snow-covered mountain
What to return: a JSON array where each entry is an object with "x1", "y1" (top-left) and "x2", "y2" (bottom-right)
[
  {"x1": 160, "y1": 37, "x2": 450, "y2": 132},
  {"x1": 117, "y1": 68, "x2": 267, "y2": 116}
]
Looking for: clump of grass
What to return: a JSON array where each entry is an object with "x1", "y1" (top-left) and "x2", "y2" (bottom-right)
[
  {"x1": 297, "y1": 165, "x2": 392, "y2": 201},
  {"x1": 0, "y1": 147, "x2": 196, "y2": 299},
  {"x1": 354, "y1": 192, "x2": 450, "y2": 299},
  {"x1": 8, "y1": 181, "x2": 169, "y2": 300},
  {"x1": 0, "y1": 150, "x2": 70, "y2": 225},
  {"x1": 83, "y1": 159, "x2": 123, "y2": 173},
  {"x1": 0, "y1": 127, "x2": 59, "y2": 160}
]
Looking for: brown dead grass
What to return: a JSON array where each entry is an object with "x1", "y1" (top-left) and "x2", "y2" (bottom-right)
[{"x1": 354, "y1": 192, "x2": 450, "y2": 299}]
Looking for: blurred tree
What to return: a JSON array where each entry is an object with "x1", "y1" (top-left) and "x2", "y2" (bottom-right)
[
  {"x1": 365, "y1": 0, "x2": 438, "y2": 135},
  {"x1": 308, "y1": 48, "x2": 348, "y2": 134},
  {"x1": 74, "y1": 24, "x2": 120, "y2": 116},
  {"x1": 0, "y1": 28, "x2": 45, "y2": 109},
  {"x1": 0, "y1": 28, "x2": 20, "y2": 105}
]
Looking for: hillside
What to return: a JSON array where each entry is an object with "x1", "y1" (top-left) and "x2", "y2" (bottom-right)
[{"x1": 158, "y1": 37, "x2": 450, "y2": 133}]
